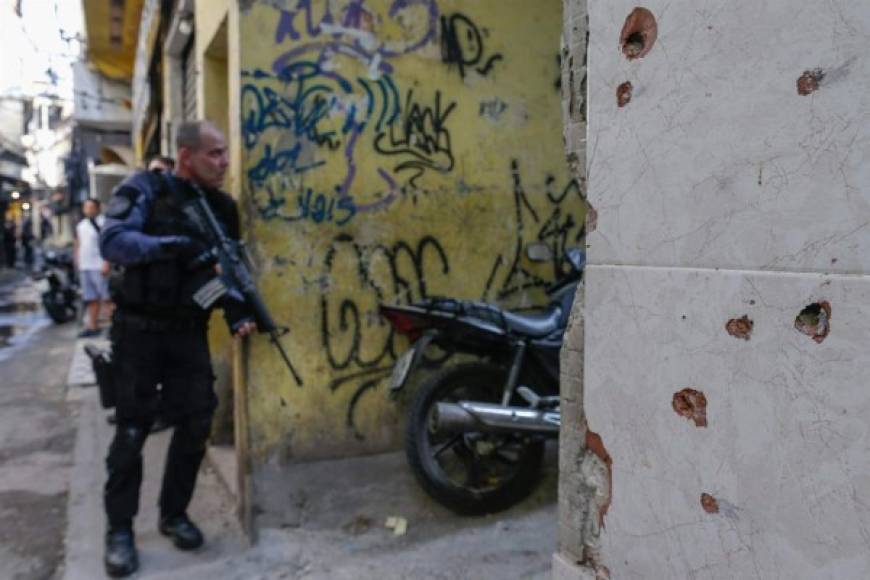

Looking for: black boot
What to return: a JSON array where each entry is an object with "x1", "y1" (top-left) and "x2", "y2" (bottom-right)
[
  {"x1": 104, "y1": 527, "x2": 138, "y2": 577},
  {"x1": 159, "y1": 513, "x2": 204, "y2": 550}
]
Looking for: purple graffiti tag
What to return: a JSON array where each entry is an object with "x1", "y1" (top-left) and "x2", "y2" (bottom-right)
[
  {"x1": 342, "y1": 0, "x2": 367, "y2": 29},
  {"x1": 272, "y1": 1, "x2": 439, "y2": 61},
  {"x1": 382, "y1": 0, "x2": 439, "y2": 57},
  {"x1": 369, "y1": 169, "x2": 400, "y2": 212},
  {"x1": 337, "y1": 131, "x2": 399, "y2": 214},
  {"x1": 276, "y1": 0, "x2": 337, "y2": 43},
  {"x1": 339, "y1": 126, "x2": 362, "y2": 197},
  {"x1": 275, "y1": 9, "x2": 300, "y2": 43},
  {"x1": 272, "y1": 42, "x2": 394, "y2": 79}
]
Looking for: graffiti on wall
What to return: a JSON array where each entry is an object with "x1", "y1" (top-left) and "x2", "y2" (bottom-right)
[
  {"x1": 242, "y1": 2, "x2": 580, "y2": 447},
  {"x1": 440, "y1": 12, "x2": 503, "y2": 79},
  {"x1": 483, "y1": 159, "x2": 586, "y2": 301},
  {"x1": 244, "y1": 0, "x2": 458, "y2": 226},
  {"x1": 320, "y1": 233, "x2": 450, "y2": 439},
  {"x1": 273, "y1": 0, "x2": 439, "y2": 67},
  {"x1": 373, "y1": 89, "x2": 456, "y2": 187}
]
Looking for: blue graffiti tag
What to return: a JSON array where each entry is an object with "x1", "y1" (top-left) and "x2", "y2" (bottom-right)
[
  {"x1": 243, "y1": 64, "x2": 408, "y2": 223},
  {"x1": 255, "y1": 183, "x2": 358, "y2": 226},
  {"x1": 243, "y1": 1, "x2": 450, "y2": 226},
  {"x1": 247, "y1": 143, "x2": 326, "y2": 185},
  {"x1": 241, "y1": 63, "x2": 354, "y2": 151}
]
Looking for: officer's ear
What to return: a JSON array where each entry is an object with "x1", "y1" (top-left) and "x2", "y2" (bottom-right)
[{"x1": 177, "y1": 146, "x2": 192, "y2": 169}]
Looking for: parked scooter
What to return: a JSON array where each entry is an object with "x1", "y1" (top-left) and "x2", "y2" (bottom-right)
[
  {"x1": 380, "y1": 246, "x2": 585, "y2": 514},
  {"x1": 35, "y1": 248, "x2": 78, "y2": 323}
]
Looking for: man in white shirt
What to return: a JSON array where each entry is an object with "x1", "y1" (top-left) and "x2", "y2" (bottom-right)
[{"x1": 75, "y1": 198, "x2": 110, "y2": 338}]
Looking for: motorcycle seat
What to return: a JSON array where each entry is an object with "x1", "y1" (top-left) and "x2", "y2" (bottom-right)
[{"x1": 501, "y1": 306, "x2": 563, "y2": 337}]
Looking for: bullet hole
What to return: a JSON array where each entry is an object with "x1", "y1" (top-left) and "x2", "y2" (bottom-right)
[
  {"x1": 681, "y1": 315, "x2": 687, "y2": 320},
  {"x1": 749, "y1": 300, "x2": 756, "y2": 305},
  {"x1": 794, "y1": 301, "x2": 831, "y2": 343},
  {"x1": 585, "y1": 430, "x2": 612, "y2": 526},
  {"x1": 616, "y1": 81, "x2": 633, "y2": 107},
  {"x1": 620, "y1": 7, "x2": 657, "y2": 60},
  {"x1": 586, "y1": 203, "x2": 598, "y2": 233},
  {"x1": 797, "y1": 69, "x2": 824, "y2": 95},
  {"x1": 672, "y1": 388, "x2": 708, "y2": 427},
  {"x1": 831, "y1": 258, "x2": 838, "y2": 264},
  {"x1": 700, "y1": 493, "x2": 719, "y2": 514},
  {"x1": 725, "y1": 315, "x2": 753, "y2": 340}
]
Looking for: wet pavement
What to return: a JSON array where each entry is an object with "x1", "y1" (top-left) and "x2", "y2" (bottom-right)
[
  {"x1": 0, "y1": 270, "x2": 79, "y2": 580},
  {"x1": 0, "y1": 273, "x2": 54, "y2": 362}
]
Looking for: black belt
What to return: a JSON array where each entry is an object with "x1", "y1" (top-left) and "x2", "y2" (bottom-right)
[{"x1": 113, "y1": 310, "x2": 208, "y2": 332}]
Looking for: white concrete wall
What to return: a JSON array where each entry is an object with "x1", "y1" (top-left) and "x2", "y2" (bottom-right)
[
  {"x1": 0, "y1": 100, "x2": 25, "y2": 153},
  {"x1": 72, "y1": 62, "x2": 132, "y2": 131},
  {"x1": 580, "y1": 1, "x2": 870, "y2": 577}
]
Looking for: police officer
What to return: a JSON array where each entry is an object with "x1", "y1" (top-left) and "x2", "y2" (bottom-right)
[{"x1": 99, "y1": 120, "x2": 255, "y2": 577}]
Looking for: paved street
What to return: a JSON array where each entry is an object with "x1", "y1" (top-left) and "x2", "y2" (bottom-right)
[
  {"x1": 0, "y1": 271, "x2": 76, "y2": 580},
  {"x1": 0, "y1": 272, "x2": 558, "y2": 579}
]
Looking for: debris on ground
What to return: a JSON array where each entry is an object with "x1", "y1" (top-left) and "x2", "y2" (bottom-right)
[{"x1": 385, "y1": 516, "x2": 408, "y2": 536}]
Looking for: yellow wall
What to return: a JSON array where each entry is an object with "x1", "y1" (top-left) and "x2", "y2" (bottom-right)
[
  {"x1": 239, "y1": 0, "x2": 583, "y2": 462},
  {"x1": 194, "y1": 0, "x2": 236, "y2": 443}
]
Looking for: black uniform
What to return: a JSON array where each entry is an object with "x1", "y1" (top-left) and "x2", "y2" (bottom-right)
[{"x1": 99, "y1": 171, "x2": 246, "y2": 530}]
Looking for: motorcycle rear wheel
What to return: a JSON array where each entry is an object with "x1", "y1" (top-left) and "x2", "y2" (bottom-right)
[{"x1": 405, "y1": 362, "x2": 545, "y2": 515}]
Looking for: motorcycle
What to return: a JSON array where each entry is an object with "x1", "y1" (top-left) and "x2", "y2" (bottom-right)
[
  {"x1": 380, "y1": 246, "x2": 585, "y2": 514},
  {"x1": 35, "y1": 248, "x2": 78, "y2": 324}
]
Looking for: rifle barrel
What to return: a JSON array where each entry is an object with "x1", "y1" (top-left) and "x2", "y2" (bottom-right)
[{"x1": 270, "y1": 330, "x2": 304, "y2": 387}]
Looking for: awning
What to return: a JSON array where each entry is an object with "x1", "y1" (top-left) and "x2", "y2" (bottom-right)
[
  {"x1": 81, "y1": 0, "x2": 146, "y2": 81},
  {"x1": 99, "y1": 145, "x2": 136, "y2": 167}
]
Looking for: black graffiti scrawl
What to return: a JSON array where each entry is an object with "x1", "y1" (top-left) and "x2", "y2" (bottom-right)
[
  {"x1": 373, "y1": 89, "x2": 456, "y2": 188},
  {"x1": 484, "y1": 159, "x2": 586, "y2": 301},
  {"x1": 440, "y1": 13, "x2": 504, "y2": 79},
  {"x1": 320, "y1": 233, "x2": 450, "y2": 439}
]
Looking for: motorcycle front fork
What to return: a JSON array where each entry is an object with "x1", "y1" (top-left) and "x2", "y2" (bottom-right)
[
  {"x1": 499, "y1": 340, "x2": 559, "y2": 411},
  {"x1": 500, "y1": 340, "x2": 528, "y2": 406}
]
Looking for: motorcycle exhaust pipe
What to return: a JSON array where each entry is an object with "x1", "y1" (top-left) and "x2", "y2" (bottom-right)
[{"x1": 432, "y1": 401, "x2": 560, "y2": 435}]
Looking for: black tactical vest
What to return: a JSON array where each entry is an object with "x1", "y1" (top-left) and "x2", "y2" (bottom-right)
[{"x1": 113, "y1": 174, "x2": 228, "y2": 318}]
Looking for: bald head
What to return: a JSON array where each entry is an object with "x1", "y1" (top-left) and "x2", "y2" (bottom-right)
[
  {"x1": 175, "y1": 120, "x2": 228, "y2": 189},
  {"x1": 176, "y1": 120, "x2": 220, "y2": 151}
]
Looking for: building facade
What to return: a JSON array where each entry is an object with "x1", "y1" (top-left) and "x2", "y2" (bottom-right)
[
  {"x1": 0, "y1": 97, "x2": 29, "y2": 221},
  {"x1": 556, "y1": 0, "x2": 870, "y2": 578},
  {"x1": 126, "y1": 0, "x2": 582, "y2": 529}
]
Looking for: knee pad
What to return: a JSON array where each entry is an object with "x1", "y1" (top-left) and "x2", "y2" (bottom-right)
[
  {"x1": 176, "y1": 414, "x2": 214, "y2": 454},
  {"x1": 107, "y1": 425, "x2": 149, "y2": 471}
]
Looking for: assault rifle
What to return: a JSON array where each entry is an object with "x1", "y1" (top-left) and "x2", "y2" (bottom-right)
[{"x1": 183, "y1": 182, "x2": 303, "y2": 387}]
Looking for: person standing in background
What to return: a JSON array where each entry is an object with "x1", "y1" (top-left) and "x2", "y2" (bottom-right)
[
  {"x1": 39, "y1": 206, "x2": 54, "y2": 242},
  {"x1": 3, "y1": 220, "x2": 16, "y2": 268},
  {"x1": 21, "y1": 216, "x2": 34, "y2": 269},
  {"x1": 74, "y1": 199, "x2": 110, "y2": 337},
  {"x1": 147, "y1": 155, "x2": 175, "y2": 174}
]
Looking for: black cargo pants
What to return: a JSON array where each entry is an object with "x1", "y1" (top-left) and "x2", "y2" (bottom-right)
[{"x1": 104, "y1": 311, "x2": 217, "y2": 530}]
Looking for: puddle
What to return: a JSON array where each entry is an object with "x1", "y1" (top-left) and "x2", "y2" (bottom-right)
[
  {"x1": 0, "y1": 325, "x2": 23, "y2": 348},
  {"x1": 0, "y1": 302, "x2": 39, "y2": 314}
]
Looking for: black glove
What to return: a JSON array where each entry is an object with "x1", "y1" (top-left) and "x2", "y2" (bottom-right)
[
  {"x1": 160, "y1": 235, "x2": 216, "y2": 270},
  {"x1": 221, "y1": 290, "x2": 255, "y2": 335}
]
